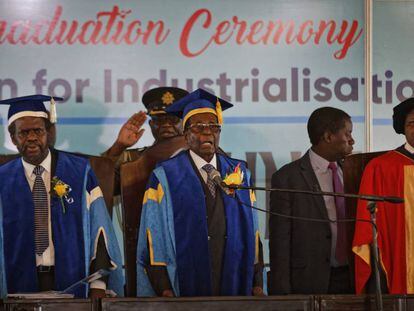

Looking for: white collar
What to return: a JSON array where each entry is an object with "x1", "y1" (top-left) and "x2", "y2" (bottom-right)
[
  {"x1": 22, "y1": 149, "x2": 51, "y2": 178},
  {"x1": 405, "y1": 142, "x2": 414, "y2": 154},
  {"x1": 309, "y1": 148, "x2": 331, "y2": 172},
  {"x1": 189, "y1": 150, "x2": 217, "y2": 171}
]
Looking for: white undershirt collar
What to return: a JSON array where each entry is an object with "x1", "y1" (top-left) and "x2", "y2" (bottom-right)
[
  {"x1": 22, "y1": 149, "x2": 51, "y2": 180},
  {"x1": 405, "y1": 142, "x2": 414, "y2": 154},
  {"x1": 189, "y1": 150, "x2": 217, "y2": 183}
]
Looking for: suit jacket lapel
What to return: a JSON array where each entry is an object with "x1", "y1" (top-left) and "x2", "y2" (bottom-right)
[{"x1": 299, "y1": 151, "x2": 329, "y2": 220}]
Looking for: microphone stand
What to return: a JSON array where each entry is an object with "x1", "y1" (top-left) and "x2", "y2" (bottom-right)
[
  {"x1": 227, "y1": 184, "x2": 402, "y2": 311},
  {"x1": 367, "y1": 201, "x2": 383, "y2": 311},
  {"x1": 227, "y1": 184, "x2": 403, "y2": 204}
]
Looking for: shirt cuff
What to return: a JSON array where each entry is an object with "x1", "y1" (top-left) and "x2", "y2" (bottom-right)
[{"x1": 90, "y1": 280, "x2": 107, "y2": 290}]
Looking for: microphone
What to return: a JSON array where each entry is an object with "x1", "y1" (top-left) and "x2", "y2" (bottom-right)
[
  {"x1": 206, "y1": 168, "x2": 233, "y2": 196},
  {"x1": 62, "y1": 269, "x2": 110, "y2": 294}
]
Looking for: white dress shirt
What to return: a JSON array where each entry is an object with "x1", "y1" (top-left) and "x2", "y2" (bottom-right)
[
  {"x1": 189, "y1": 150, "x2": 217, "y2": 183},
  {"x1": 309, "y1": 148, "x2": 343, "y2": 267},
  {"x1": 22, "y1": 150, "x2": 55, "y2": 267}
]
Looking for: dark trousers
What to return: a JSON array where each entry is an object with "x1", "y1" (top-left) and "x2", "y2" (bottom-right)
[
  {"x1": 328, "y1": 266, "x2": 353, "y2": 294},
  {"x1": 37, "y1": 266, "x2": 55, "y2": 291}
]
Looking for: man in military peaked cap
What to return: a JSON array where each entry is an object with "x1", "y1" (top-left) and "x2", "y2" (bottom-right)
[
  {"x1": 102, "y1": 87, "x2": 189, "y2": 195},
  {"x1": 103, "y1": 87, "x2": 188, "y2": 165}
]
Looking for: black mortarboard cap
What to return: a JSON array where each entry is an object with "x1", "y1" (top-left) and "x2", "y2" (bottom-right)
[
  {"x1": 165, "y1": 88, "x2": 233, "y2": 127},
  {"x1": 0, "y1": 94, "x2": 63, "y2": 125},
  {"x1": 393, "y1": 97, "x2": 414, "y2": 134}
]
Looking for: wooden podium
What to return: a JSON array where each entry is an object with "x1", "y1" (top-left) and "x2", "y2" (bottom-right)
[
  {"x1": 3, "y1": 295, "x2": 414, "y2": 311},
  {"x1": 103, "y1": 295, "x2": 414, "y2": 311}
]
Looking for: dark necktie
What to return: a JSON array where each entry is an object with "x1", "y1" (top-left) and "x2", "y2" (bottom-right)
[
  {"x1": 328, "y1": 162, "x2": 347, "y2": 265},
  {"x1": 32, "y1": 165, "x2": 49, "y2": 256},
  {"x1": 202, "y1": 164, "x2": 216, "y2": 199}
]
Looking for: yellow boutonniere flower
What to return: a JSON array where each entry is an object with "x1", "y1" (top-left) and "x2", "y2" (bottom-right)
[
  {"x1": 222, "y1": 163, "x2": 244, "y2": 195},
  {"x1": 54, "y1": 183, "x2": 68, "y2": 197},
  {"x1": 223, "y1": 163, "x2": 244, "y2": 186},
  {"x1": 51, "y1": 177, "x2": 73, "y2": 213}
]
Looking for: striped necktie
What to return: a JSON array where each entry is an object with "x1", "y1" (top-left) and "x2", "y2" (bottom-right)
[
  {"x1": 32, "y1": 165, "x2": 49, "y2": 256},
  {"x1": 202, "y1": 164, "x2": 217, "y2": 199}
]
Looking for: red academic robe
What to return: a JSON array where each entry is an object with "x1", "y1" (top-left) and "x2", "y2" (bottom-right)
[{"x1": 353, "y1": 149, "x2": 414, "y2": 294}]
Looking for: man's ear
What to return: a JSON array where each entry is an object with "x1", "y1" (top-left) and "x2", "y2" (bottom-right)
[
  {"x1": 47, "y1": 124, "x2": 57, "y2": 147},
  {"x1": 11, "y1": 134, "x2": 17, "y2": 147},
  {"x1": 184, "y1": 128, "x2": 190, "y2": 140},
  {"x1": 322, "y1": 131, "x2": 332, "y2": 143}
]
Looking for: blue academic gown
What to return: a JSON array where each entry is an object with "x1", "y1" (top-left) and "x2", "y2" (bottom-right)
[
  {"x1": 136, "y1": 151, "x2": 260, "y2": 297},
  {"x1": 0, "y1": 150, "x2": 124, "y2": 298}
]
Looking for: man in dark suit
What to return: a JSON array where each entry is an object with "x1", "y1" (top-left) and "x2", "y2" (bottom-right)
[{"x1": 268, "y1": 107, "x2": 354, "y2": 295}]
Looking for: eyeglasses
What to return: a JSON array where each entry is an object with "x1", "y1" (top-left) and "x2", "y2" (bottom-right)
[
  {"x1": 17, "y1": 128, "x2": 46, "y2": 139},
  {"x1": 151, "y1": 115, "x2": 181, "y2": 125},
  {"x1": 187, "y1": 123, "x2": 222, "y2": 133}
]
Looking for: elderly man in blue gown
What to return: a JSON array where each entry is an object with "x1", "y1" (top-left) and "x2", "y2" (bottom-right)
[
  {"x1": 136, "y1": 88, "x2": 264, "y2": 297},
  {"x1": 0, "y1": 95, "x2": 123, "y2": 298}
]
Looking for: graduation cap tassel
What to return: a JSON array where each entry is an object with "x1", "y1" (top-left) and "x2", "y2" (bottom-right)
[
  {"x1": 216, "y1": 98, "x2": 223, "y2": 125},
  {"x1": 50, "y1": 97, "x2": 57, "y2": 124}
]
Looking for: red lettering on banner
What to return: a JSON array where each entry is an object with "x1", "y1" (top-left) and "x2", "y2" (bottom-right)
[
  {"x1": 45, "y1": 6, "x2": 63, "y2": 44},
  {"x1": 144, "y1": 21, "x2": 170, "y2": 44},
  {"x1": 179, "y1": 10, "x2": 362, "y2": 60},
  {"x1": 233, "y1": 16, "x2": 247, "y2": 44},
  {"x1": 269, "y1": 21, "x2": 286, "y2": 44},
  {"x1": 285, "y1": 21, "x2": 297, "y2": 44},
  {"x1": 32, "y1": 23, "x2": 46, "y2": 44},
  {"x1": 96, "y1": 7, "x2": 120, "y2": 44},
  {"x1": 124, "y1": 21, "x2": 142, "y2": 44},
  {"x1": 0, "y1": 6, "x2": 170, "y2": 46},
  {"x1": 297, "y1": 20, "x2": 313, "y2": 44},
  {"x1": 0, "y1": 5, "x2": 362, "y2": 60},
  {"x1": 79, "y1": 20, "x2": 101, "y2": 44},
  {"x1": 180, "y1": 9, "x2": 213, "y2": 57},
  {"x1": 334, "y1": 20, "x2": 362, "y2": 59},
  {"x1": 247, "y1": 21, "x2": 265, "y2": 44},
  {"x1": 55, "y1": 20, "x2": 78, "y2": 44},
  {"x1": 214, "y1": 20, "x2": 233, "y2": 44}
]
